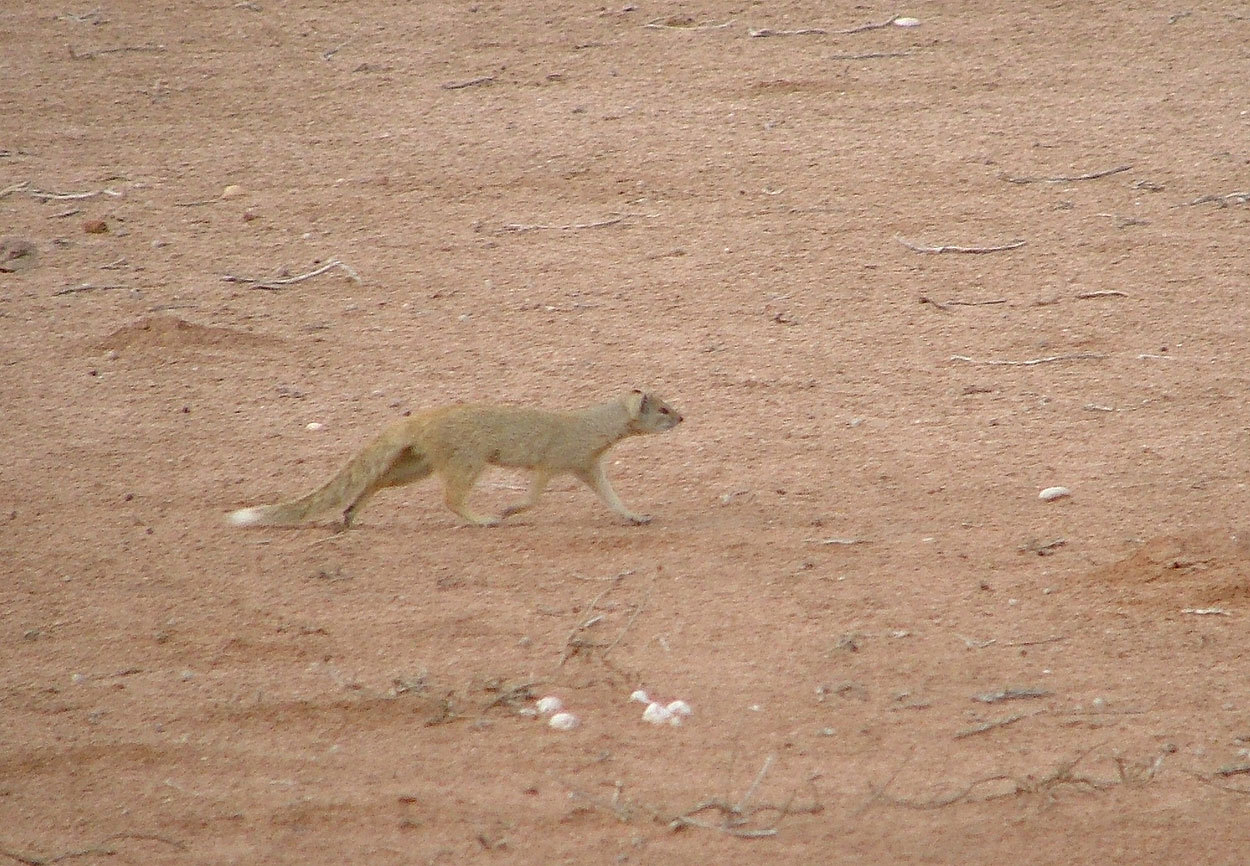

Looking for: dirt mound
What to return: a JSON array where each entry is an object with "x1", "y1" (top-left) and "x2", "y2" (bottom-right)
[
  {"x1": 1087, "y1": 529, "x2": 1250, "y2": 607},
  {"x1": 94, "y1": 315, "x2": 278, "y2": 353}
]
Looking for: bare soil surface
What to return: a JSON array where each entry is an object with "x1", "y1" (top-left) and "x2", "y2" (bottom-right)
[{"x1": 4, "y1": 2, "x2": 1250, "y2": 863}]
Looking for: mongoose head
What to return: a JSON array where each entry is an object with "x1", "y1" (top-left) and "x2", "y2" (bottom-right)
[{"x1": 625, "y1": 389, "x2": 683, "y2": 433}]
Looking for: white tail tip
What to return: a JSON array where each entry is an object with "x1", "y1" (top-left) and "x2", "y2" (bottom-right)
[{"x1": 227, "y1": 506, "x2": 266, "y2": 527}]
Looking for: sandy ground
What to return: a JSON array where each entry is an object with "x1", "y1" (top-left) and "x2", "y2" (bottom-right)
[{"x1": 3, "y1": 1, "x2": 1250, "y2": 863}]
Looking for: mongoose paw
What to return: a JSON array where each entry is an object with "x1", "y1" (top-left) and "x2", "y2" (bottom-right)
[{"x1": 626, "y1": 513, "x2": 653, "y2": 525}]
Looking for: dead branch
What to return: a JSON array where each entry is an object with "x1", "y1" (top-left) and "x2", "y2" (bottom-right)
[
  {"x1": 955, "y1": 712, "x2": 1034, "y2": 739},
  {"x1": 736, "y1": 754, "x2": 775, "y2": 813},
  {"x1": 68, "y1": 43, "x2": 165, "y2": 60},
  {"x1": 1075, "y1": 289, "x2": 1128, "y2": 299},
  {"x1": 748, "y1": 27, "x2": 828, "y2": 37},
  {"x1": 26, "y1": 185, "x2": 122, "y2": 202},
  {"x1": 221, "y1": 258, "x2": 360, "y2": 290},
  {"x1": 499, "y1": 214, "x2": 649, "y2": 232},
  {"x1": 866, "y1": 743, "x2": 1118, "y2": 811},
  {"x1": 837, "y1": 14, "x2": 902, "y2": 33},
  {"x1": 601, "y1": 587, "x2": 650, "y2": 658},
  {"x1": 973, "y1": 687, "x2": 1051, "y2": 704},
  {"x1": 1001, "y1": 164, "x2": 1132, "y2": 184},
  {"x1": 559, "y1": 574, "x2": 626, "y2": 665},
  {"x1": 896, "y1": 235, "x2": 1026, "y2": 254},
  {"x1": 0, "y1": 180, "x2": 30, "y2": 200},
  {"x1": 53, "y1": 282, "x2": 129, "y2": 296},
  {"x1": 644, "y1": 16, "x2": 735, "y2": 30},
  {"x1": 441, "y1": 75, "x2": 495, "y2": 90},
  {"x1": 950, "y1": 352, "x2": 1106, "y2": 367},
  {"x1": 1183, "y1": 190, "x2": 1250, "y2": 207},
  {"x1": 0, "y1": 833, "x2": 181, "y2": 866},
  {"x1": 830, "y1": 50, "x2": 911, "y2": 60}
]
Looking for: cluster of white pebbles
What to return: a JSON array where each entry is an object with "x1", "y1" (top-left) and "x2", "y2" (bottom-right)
[{"x1": 528, "y1": 690, "x2": 693, "y2": 731}]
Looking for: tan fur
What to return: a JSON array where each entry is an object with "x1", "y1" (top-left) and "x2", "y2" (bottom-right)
[{"x1": 227, "y1": 389, "x2": 682, "y2": 528}]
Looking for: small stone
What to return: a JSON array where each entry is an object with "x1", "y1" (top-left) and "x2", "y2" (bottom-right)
[
  {"x1": 536, "y1": 696, "x2": 563, "y2": 716},
  {"x1": 642, "y1": 702, "x2": 672, "y2": 725},
  {"x1": 83, "y1": 218, "x2": 108, "y2": 234},
  {"x1": 894, "y1": 16, "x2": 921, "y2": 26},
  {"x1": 306, "y1": 422, "x2": 325, "y2": 431},
  {"x1": 548, "y1": 712, "x2": 579, "y2": 730},
  {"x1": 1039, "y1": 486, "x2": 1071, "y2": 501},
  {"x1": 221, "y1": 184, "x2": 244, "y2": 199}
]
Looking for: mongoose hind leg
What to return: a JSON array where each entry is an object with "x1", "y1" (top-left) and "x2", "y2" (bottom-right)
[
  {"x1": 341, "y1": 449, "x2": 433, "y2": 528},
  {"x1": 439, "y1": 459, "x2": 499, "y2": 526}
]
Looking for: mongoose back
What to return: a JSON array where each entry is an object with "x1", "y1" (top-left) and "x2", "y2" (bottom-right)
[{"x1": 227, "y1": 389, "x2": 683, "y2": 528}]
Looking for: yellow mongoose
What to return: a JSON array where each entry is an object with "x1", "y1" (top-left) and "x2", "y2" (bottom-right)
[{"x1": 227, "y1": 389, "x2": 682, "y2": 528}]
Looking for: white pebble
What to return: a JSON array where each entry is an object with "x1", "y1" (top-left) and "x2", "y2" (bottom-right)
[
  {"x1": 666, "y1": 700, "x2": 693, "y2": 717},
  {"x1": 894, "y1": 16, "x2": 921, "y2": 27},
  {"x1": 1039, "y1": 486, "x2": 1071, "y2": 501},
  {"x1": 306, "y1": 422, "x2": 325, "y2": 432},
  {"x1": 548, "y1": 712, "x2": 579, "y2": 730},
  {"x1": 221, "y1": 184, "x2": 244, "y2": 199},
  {"x1": 629, "y1": 689, "x2": 650, "y2": 704},
  {"x1": 536, "y1": 696, "x2": 564, "y2": 716},
  {"x1": 642, "y1": 702, "x2": 673, "y2": 725}
]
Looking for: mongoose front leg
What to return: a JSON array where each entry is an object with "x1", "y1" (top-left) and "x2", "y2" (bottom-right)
[
  {"x1": 500, "y1": 470, "x2": 552, "y2": 521},
  {"x1": 575, "y1": 462, "x2": 652, "y2": 525}
]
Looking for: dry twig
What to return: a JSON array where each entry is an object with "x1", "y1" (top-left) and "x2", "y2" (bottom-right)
[
  {"x1": 896, "y1": 236, "x2": 1026, "y2": 254},
  {"x1": 441, "y1": 75, "x2": 495, "y2": 90},
  {"x1": 499, "y1": 214, "x2": 647, "y2": 233},
  {"x1": 1001, "y1": 164, "x2": 1132, "y2": 184},
  {"x1": 955, "y1": 712, "x2": 1035, "y2": 739},
  {"x1": 1183, "y1": 190, "x2": 1250, "y2": 207},
  {"x1": 830, "y1": 50, "x2": 911, "y2": 60},
  {"x1": 53, "y1": 282, "x2": 129, "y2": 296},
  {"x1": 748, "y1": 27, "x2": 828, "y2": 37},
  {"x1": 221, "y1": 259, "x2": 360, "y2": 290},
  {"x1": 644, "y1": 16, "x2": 734, "y2": 30},
  {"x1": 837, "y1": 14, "x2": 902, "y2": 33},
  {"x1": 950, "y1": 353, "x2": 1106, "y2": 367}
]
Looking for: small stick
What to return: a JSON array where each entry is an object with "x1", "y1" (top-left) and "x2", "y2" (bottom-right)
[
  {"x1": 601, "y1": 587, "x2": 651, "y2": 658},
  {"x1": 0, "y1": 180, "x2": 30, "y2": 199},
  {"x1": 836, "y1": 14, "x2": 901, "y2": 33},
  {"x1": 1182, "y1": 191, "x2": 1250, "y2": 207},
  {"x1": 896, "y1": 236, "x2": 1025, "y2": 254},
  {"x1": 948, "y1": 298, "x2": 1007, "y2": 306},
  {"x1": 1075, "y1": 290, "x2": 1128, "y2": 299},
  {"x1": 1001, "y1": 164, "x2": 1132, "y2": 184},
  {"x1": 68, "y1": 43, "x2": 165, "y2": 59},
  {"x1": 973, "y1": 687, "x2": 1051, "y2": 704},
  {"x1": 53, "y1": 282, "x2": 128, "y2": 296},
  {"x1": 643, "y1": 17, "x2": 734, "y2": 30},
  {"x1": 950, "y1": 353, "x2": 1106, "y2": 367},
  {"x1": 221, "y1": 258, "x2": 360, "y2": 290},
  {"x1": 955, "y1": 712, "x2": 1032, "y2": 739},
  {"x1": 748, "y1": 27, "x2": 828, "y2": 37},
  {"x1": 441, "y1": 75, "x2": 495, "y2": 90},
  {"x1": 500, "y1": 214, "x2": 647, "y2": 232},
  {"x1": 736, "y1": 754, "x2": 775, "y2": 813},
  {"x1": 924, "y1": 296, "x2": 1008, "y2": 309},
  {"x1": 27, "y1": 186, "x2": 122, "y2": 201},
  {"x1": 830, "y1": 51, "x2": 911, "y2": 60}
]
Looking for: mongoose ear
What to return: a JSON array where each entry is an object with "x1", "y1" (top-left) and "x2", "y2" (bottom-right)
[{"x1": 624, "y1": 389, "x2": 646, "y2": 418}]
